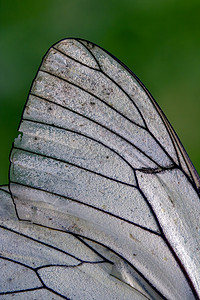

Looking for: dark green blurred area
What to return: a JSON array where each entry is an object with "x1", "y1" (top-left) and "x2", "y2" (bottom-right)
[{"x1": 0, "y1": 0, "x2": 199, "y2": 184}]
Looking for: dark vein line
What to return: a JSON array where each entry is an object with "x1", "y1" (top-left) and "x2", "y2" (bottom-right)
[
  {"x1": 131, "y1": 81, "x2": 182, "y2": 171},
  {"x1": 165, "y1": 118, "x2": 181, "y2": 167},
  {"x1": 136, "y1": 164, "x2": 176, "y2": 174},
  {"x1": 0, "y1": 286, "x2": 69, "y2": 300},
  {"x1": 131, "y1": 175, "x2": 166, "y2": 237},
  {"x1": 36, "y1": 260, "x2": 109, "y2": 272},
  {"x1": 35, "y1": 268, "x2": 71, "y2": 300},
  {"x1": 7, "y1": 182, "x2": 21, "y2": 221},
  {"x1": 13, "y1": 146, "x2": 137, "y2": 188},
  {"x1": 0, "y1": 256, "x2": 47, "y2": 296},
  {"x1": 164, "y1": 117, "x2": 198, "y2": 191},
  {"x1": 0, "y1": 287, "x2": 44, "y2": 296},
  {"x1": 41, "y1": 283, "x2": 70, "y2": 300},
  {"x1": 0, "y1": 186, "x2": 10, "y2": 194},
  {"x1": 2, "y1": 221, "x2": 112, "y2": 265},
  {"x1": 110, "y1": 273, "x2": 152, "y2": 300},
  {"x1": 73, "y1": 235, "x2": 114, "y2": 264},
  {"x1": 135, "y1": 176, "x2": 199, "y2": 300},
  {"x1": 0, "y1": 225, "x2": 82, "y2": 262},
  {"x1": 77, "y1": 39, "x2": 102, "y2": 70},
  {"x1": 9, "y1": 181, "x2": 161, "y2": 236},
  {"x1": 0, "y1": 228, "x2": 108, "y2": 267},
  {"x1": 78, "y1": 39, "x2": 148, "y2": 129},
  {"x1": 0, "y1": 255, "x2": 37, "y2": 271},
  {"x1": 52, "y1": 46, "x2": 100, "y2": 71},
  {"x1": 132, "y1": 76, "x2": 182, "y2": 169},
  {"x1": 36, "y1": 262, "x2": 83, "y2": 271},
  {"x1": 145, "y1": 127, "x2": 178, "y2": 168},
  {"x1": 29, "y1": 90, "x2": 162, "y2": 168},
  {"x1": 44, "y1": 288, "x2": 70, "y2": 300}
]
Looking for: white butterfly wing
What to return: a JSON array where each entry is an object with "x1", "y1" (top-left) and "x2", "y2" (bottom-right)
[{"x1": 1, "y1": 39, "x2": 199, "y2": 299}]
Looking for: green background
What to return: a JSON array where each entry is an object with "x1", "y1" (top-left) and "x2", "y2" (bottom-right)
[{"x1": 0, "y1": 0, "x2": 199, "y2": 184}]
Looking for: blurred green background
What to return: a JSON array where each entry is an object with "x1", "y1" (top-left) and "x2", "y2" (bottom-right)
[{"x1": 0, "y1": 0, "x2": 199, "y2": 184}]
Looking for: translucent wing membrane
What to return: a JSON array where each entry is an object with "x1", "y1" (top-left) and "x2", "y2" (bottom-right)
[{"x1": 0, "y1": 38, "x2": 199, "y2": 299}]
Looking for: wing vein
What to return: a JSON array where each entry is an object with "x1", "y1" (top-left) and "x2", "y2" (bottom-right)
[
  {"x1": 9, "y1": 181, "x2": 160, "y2": 235},
  {"x1": 78, "y1": 40, "x2": 148, "y2": 128},
  {"x1": 13, "y1": 146, "x2": 137, "y2": 188},
  {"x1": 0, "y1": 225, "x2": 82, "y2": 261},
  {"x1": 52, "y1": 46, "x2": 100, "y2": 71}
]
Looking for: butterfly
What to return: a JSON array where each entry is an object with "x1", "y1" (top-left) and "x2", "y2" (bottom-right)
[{"x1": 0, "y1": 38, "x2": 199, "y2": 300}]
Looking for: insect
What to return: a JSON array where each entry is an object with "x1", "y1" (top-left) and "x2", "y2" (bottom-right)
[{"x1": 0, "y1": 38, "x2": 199, "y2": 300}]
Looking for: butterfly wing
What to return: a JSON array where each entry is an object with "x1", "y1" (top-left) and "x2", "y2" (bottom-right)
[{"x1": 6, "y1": 39, "x2": 200, "y2": 299}]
